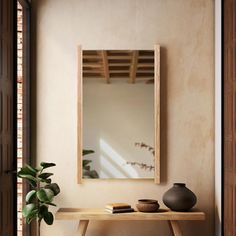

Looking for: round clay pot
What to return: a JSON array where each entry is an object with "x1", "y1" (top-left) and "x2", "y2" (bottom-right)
[
  {"x1": 162, "y1": 183, "x2": 197, "y2": 212},
  {"x1": 136, "y1": 199, "x2": 160, "y2": 212}
]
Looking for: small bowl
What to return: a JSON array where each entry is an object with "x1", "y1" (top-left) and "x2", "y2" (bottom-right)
[
  {"x1": 136, "y1": 199, "x2": 160, "y2": 212},
  {"x1": 138, "y1": 199, "x2": 158, "y2": 204}
]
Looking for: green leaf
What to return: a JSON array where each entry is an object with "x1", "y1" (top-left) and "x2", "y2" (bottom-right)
[
  {"x1": 38, "y1": 173, "x2": 53, "y2": 179},
  {"x1": 83, "y1": 160, "x2": 92, "y2": 167},
  {"x1": 25, "y1": 164, "x2": 38, "y2": 174},
  {"x1": 44, "y1": 212, "x2": 54, "y2": 225},
  {"x1": 25, "y1": 208, "x2": 38, "y2": 224},
  {"x1": 46, "y1": 202, "x2": 57, "y2": 207},
  {"x1": 45, "y1": 183, "x2": 60, "y2": 196},
  {"x1": 17, "y1": 174, "x2": 37, "y2": 182},
  {"x1": 83, "y1": 150, "x2": 94, "y2": 156},
  {"x1": 17, "y1": 174, "x2": 37, "y2": 187},
  {"x1": 39, "y1": 178, "x2": 52, "y2": 184},
  {"x1": 38, "y1": 205, "x2": 48, "y2": 220},
  {"x1": 88, "y1": 170, "x2": 99, "y2": 178},
  {"x1": 36, "y1": 189, "x2": 54, "y2": 203},
  {"x1": 40, "y1": 162, "x2": 56, "y2": 169},
  {"x1": 83, "y1": 165, "x2": 90, "y2": 171},
  {"x1": 17, "y1": 165, "x2": 37, "y2": 177},
  {"x1": 26, "y1": 190, "x2": 36, "y2": 203},
  {"x1": 22, "y1": 203, "x2": 36, "y2": 217},
  {"x1": 83, "y1": 170, "x2": 99, "y2": 178},
  {"x1": 28, "y1": 179, "x2": 37, "y2": 187}
]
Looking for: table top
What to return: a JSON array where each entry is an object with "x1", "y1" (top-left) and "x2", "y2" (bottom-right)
[{"x1": 55, "y1": 208, "x2": 205, "y2": 221}]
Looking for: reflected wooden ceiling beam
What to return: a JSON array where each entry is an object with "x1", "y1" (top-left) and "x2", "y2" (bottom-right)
[
  {"x1": 139, "y1": 55, "x2": 154, "y2": 59},
  {"x1": 83, "y1": 50, "x2": 155, "y2": 82},
  {"x1": 83, "y1": 55, "x2": 100, "y2": 59},
  {"x1": 108, "y1": 55, "x2": 132, "y2": 59},
  {"x1": 83, "y1": 70, "x2": 103, "y2": 73},
  {"x1": 83, "y1": 63, "x2": 103, "y2": 68},
  {"x1": 129, "y1": 50, "x2": 138, "y2": 83},
  {"x1": 137, "y1": 63, "x2": 154, "y2": 68},
  {"x1": 109, "y1": 63, "x2": 130, "y2": 66},
  {"x1": 101, "y1": 51, "x2": 110, "y2": 84},
  {"x1": 110, "y1": 70, "x2": 129, "y2": 73}
]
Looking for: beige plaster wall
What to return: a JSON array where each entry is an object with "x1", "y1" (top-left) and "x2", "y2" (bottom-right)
[{"x1": 34, "y1": 0, "x2": 215, "y2": 235}]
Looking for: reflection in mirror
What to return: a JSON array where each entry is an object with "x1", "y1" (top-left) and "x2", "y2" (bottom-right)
[{"x1": 78, "y1": 48, "x2": 160, "y2": 181}]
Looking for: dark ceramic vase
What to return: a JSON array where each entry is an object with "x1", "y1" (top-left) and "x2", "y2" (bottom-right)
[{"x1": 162, "y1": 183, "x2": 197, "y2": 212}]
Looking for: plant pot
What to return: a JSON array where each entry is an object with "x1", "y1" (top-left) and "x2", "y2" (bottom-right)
[
  {"x1": 136, "y1": 199, "x2": 160, "y2": 212},
  {"x1": 162, "y1": 183, "x2": 197, "y2": 212}
]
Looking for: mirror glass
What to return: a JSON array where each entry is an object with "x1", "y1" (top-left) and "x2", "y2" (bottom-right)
[{"x1": 82, "y1": 49, "x2": 157, "y2": 179}]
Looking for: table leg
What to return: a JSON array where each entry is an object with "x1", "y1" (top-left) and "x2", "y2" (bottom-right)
[
  {"x1": 168, "y1": 220, "x2": 183, "y2": 236},
  {"x1": 76, "y1": 220, "x2": 89, "y2": 236}
]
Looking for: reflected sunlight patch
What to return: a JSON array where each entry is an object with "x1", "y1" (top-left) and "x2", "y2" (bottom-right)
[{"x1": 99, "y1": 139, "x2": 138, "y2": 178}]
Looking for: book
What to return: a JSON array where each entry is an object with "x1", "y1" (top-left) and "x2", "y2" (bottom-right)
[
  {"x1": 105, "y1": 208, "x2": 135, "y2": 214},
  {"x1": 105, "y1": 203, "x2": 131, "y2": 210}
]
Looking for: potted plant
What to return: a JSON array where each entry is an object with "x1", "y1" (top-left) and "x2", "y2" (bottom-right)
[
  {"x1": 17, "y1": 162, "x2": 60, "y2": 236},
  {"x1": 83, "y1": 149, "x2": 99, "y2": 178}
]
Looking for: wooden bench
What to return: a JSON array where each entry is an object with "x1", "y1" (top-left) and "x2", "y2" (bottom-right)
[{"x1": 55, "y1": 208, "x2": 205, "y2": 236}]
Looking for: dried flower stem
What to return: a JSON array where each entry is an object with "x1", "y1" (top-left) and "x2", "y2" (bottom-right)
[
  {"x1": 126, "y1": 161, "x2": 154, "y2": 171},
  {"x1": 135, "y1": 142, "x2": 155, "y2": 156},
  {"x1": 126, "y1": 142, "x2": 155, "y2": 172}
]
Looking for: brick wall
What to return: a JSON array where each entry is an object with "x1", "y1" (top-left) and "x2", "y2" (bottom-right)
[{"x1": 17, "y1": 2, "x2": 23, "y2": 236}]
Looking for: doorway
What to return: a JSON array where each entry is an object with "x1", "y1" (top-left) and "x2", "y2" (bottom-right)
[
  {"x1": 224, "y1": 0, "x2": 236, "y2": 235},
  {"x1": 17, "y1": 0, "x2": 31, "y2": 235},
  {"x1": 0, "y1": 0, "x2": 17, "y2": 235}
]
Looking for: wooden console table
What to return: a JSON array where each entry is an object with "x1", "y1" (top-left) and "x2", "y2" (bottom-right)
[{"x1": 55, "y1": 208, "x2": 205, "y2": 236}]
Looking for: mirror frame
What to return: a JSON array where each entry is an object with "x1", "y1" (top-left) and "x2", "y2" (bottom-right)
[{"x1": 77, "y1": 45, "x2": 160, "y2": 184}]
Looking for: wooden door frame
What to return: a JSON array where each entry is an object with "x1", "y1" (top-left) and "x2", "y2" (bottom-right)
[
  {"x1": 215, "y1": 1, "x2": 223, "y2": 236},
  {"x1": 17, "y1": 0, "x2": 32, "y2": 235},
  {"x1": 222, "y1": 0, "x2": 236, "y2": 235},
  {"x1": 0, "y1": 0, "x2": 18, "y2": 235}
]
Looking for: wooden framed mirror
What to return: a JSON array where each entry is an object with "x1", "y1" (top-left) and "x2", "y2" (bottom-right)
[{"x1": 77, "y1": 45, "x2": 160, "y2": 183}]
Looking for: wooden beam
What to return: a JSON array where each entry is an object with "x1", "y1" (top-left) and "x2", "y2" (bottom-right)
[
  {"x1": 154, "y1": 44, "x2": 160, "y2": 184},
  {"x1": 101, "y1": 51, "x2": 110, "y2": 83},
  {"x1": 109, "y1": 63, "x2": 130, "y2": 66},
  {"x1": 129, "y1": 50, "x2": 139, "y2": 83},
  {"x1": 83, "y1": 55, "x2": 101, "y2": 59},
  {"x1": 108, "y1": 55, "x2": 132, "y2": 59},
  {"x1": 137, "y1": 63, "x2": 154, "y2": 68},
  {"x1": 109, "y1": 70, "x2": 129, "y2": 73},
  {"x1": 168, "y1": 221, "x2": 183, "y2": 236},
  {"x1": 83, "y1": 70, "x2": 103, "y2": 73},
  {"x1": 77, "y1": 45, "x2": 83, "y2": 184},
  {"x1": 137, "y1": 70, "x2": 154, "y2": 73},
  {"x1": 83, "y1": 63, "x2": 103, "y2": 68},
  {"x1": 76, "y1": 220, "x2": 89, "y2": 236},
  {"x1": 138, "y1": 55, "x2": 154, "y2": 59},
  {"x1": 109, "y1": 50, "x2": 131, "y2": 53}
]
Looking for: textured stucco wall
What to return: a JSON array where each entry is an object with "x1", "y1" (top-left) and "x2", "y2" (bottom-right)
[{"x1": 34, "y1": 0, "x2": 215, "y2": 235}]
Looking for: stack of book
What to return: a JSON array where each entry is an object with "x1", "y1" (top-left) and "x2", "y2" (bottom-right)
[{"x1": 105, "y1": 203, "x2": 135, "y2": 214}]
